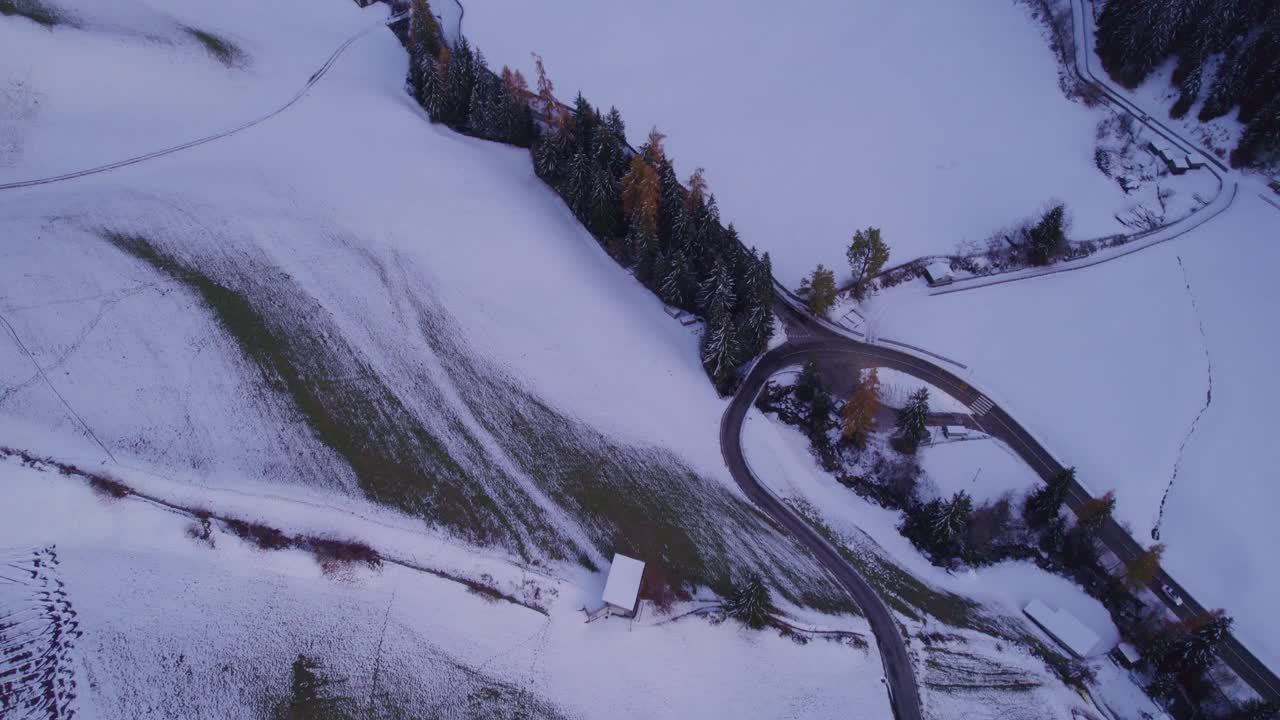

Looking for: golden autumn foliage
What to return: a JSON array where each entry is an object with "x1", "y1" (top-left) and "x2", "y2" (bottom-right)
[{"x1": 842, "y1": 368, "x2": 881, "y2": 447}]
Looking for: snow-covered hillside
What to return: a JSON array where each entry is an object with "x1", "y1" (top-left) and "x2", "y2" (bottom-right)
[
  {"x1": 1, "y1": 456, "x2": 887, "y2": 718},
  {"x1": 0, "y1": 0, "x2": 869, "y2": 681},
  {"x1": 464, "y1": 0, "x2": 1137, "y2": 286}
]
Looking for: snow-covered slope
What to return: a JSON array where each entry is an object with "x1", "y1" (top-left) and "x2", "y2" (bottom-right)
[
  {"x1": 0, "y1": 456, "x2": 889, "y2": 719},
  {"x1": 0, "y1": 0, "x2": 848, "y2": 618},
  {"x1": 463, "y1": 0, "x2": 1132, "y2": 286},
  {"x1": 873, "y1": 191, "x2": 1280, "y2": 671}
]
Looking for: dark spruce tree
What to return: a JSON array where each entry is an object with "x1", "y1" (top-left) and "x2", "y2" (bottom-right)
[
  {"x1": 699, "y1": 256, "x2": 740, "y2": 392},
  {"x1": 726, "y1": 575, "x2": 773, "y2": 630},
  {"x1": 1024, "y1": 467, "x2": 1074, "y2": 529},
  {"x1": 892, "y1": 388, "x2": 931, "y2": 455}
]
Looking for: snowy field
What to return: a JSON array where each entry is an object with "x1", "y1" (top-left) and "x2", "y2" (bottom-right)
[
  {"x1": 0, "y1": 0, "x2": 870, "y2": 706},
  {"x1": 465, "y1": 0, "x2": 1139, "y2": 287},
  {"x1": 0, "y1": 457, "x2": 888, "y2": 719},
  {"x1": 919, "y1": 438, "x2": 1043, "y2": 505},
  {"x1": 872, "y1": 191, "x2": 1280, "y2": 671},
  {"x1": 738, "y1": 408, "x2": 1158, "y2": 719}
]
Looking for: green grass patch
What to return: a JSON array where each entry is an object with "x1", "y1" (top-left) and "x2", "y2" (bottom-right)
[
  {"x1": 183, "y1": 25, "x2": 243, "y2": 67},
  {"x1": 0, "y1": 0, "x2": 63, "y2": 27},
  {"x1": 406, "y1": 292, "x2": 856, "y2": 614},
  {"x1": 101, "y1": 231, "x2": 566, "y2": 558}
]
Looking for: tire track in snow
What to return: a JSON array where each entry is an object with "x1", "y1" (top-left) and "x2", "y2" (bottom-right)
[
  {"x1": 1151, "y1": 255, "x2": 1212, "y2": 541},
  {"x1": 0, "y1": 546, "x2": 83, "y2": 720},
  {"x1": 0, "y1": 11, "x2": 407, "y2": 193}
]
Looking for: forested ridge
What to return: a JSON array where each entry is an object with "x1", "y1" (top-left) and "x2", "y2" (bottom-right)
[
  {"x1": 402, "y1": 0, "x2": 774, "y2": 393},
  {"x1": 1095, "y1": 0, "x2": 1280, "y2": 169}
]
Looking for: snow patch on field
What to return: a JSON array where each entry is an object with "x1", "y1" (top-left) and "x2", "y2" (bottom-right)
[{"x1": 918, "y1": 438, "x2": 1042, "y2": 505}]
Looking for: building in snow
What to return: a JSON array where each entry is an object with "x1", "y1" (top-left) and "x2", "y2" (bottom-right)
[
  {"x1": 586, "y1": 554, "x2": 646, "y2": 622},
  {"x1": 1110, "y1": 641, "x2": 1141, "y2": 669},
  {"x1": 923, "y1": 261, "x2": 955, "y2": 287},
  {"x1": 1023, "y1": 599, "x2": 1100, "y2": 658},
  {"x1": 941, "y1": 425, "x2": 971, "y2": 439},
  {"x1": 1146, "y1": 141, "x2": 1199, "y2": 176}
]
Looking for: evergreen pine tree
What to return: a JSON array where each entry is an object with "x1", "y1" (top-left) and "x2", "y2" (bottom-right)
[
  {"x1": 659, "y1": 244, "x2": 692, "y2": 309},
  {"x1": 419, "y1": 52, "x2": 446, "y2": 120},
  {"x1": 1024, "y1": 467, "x2": 1074, "y2": 528},
  {"x1": 1027, "y1": 204, "x2": 1067, "y2": 266},
  {"x1": 739, "y1": 247, "x2": 775, "y2": 356},
  {"x1": 726, "y1": 575, "x2": 773, "y2": 630},
  {"x1": 699, "y1": 256, "x2": 740, "y2": 390},
  {"x1": 698, "y1": 255, "x2": 736, "y2": 320},
  {"x1": 587, "y1": 132, "x2": 622, "y2": 238},
  {"x1": 565, "y1": 144, "x2": 594, "y2": 222},
  {"x1": 406, "y1": 0, "x2": 443, "y2": 95},
  {"x1": 533, "y1": 117, "x2": 576, "y2": 188},
  {"x1": 842, "y1": 368, "x2": 881, "y2": 448},
  {"x1": 931, "y1": 491, "x2": 974, "y2": 545},
  {"x1": 441, "y1": 38, "x2": 476, "y2": 126},
  {"x1": 846, "y1": 227, "x2": 890, "y2": 301},
  {"x1": 1153, "y1": 611, "x2": 1233, "y2": 678},
  {"x1": 893, "y1": 388, "x2": 930, "y2": 454}
]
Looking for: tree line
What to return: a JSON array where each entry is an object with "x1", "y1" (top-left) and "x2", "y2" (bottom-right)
[
  {"x1": 404, "y1": 0, "x2": 773, "y2": 392},
  {"x1": 1096, "y1": 0, "x2": 1280, "y2": 169}
]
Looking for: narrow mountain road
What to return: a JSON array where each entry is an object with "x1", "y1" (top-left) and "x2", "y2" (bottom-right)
[
  {"x1": 0, "y1": 10, "x2": 406, "y2": 193},
  {"x1": 722, "y1": 344, "x2": 924, "y2": 720},
  {"x1": 724, "y1": 295, "x2": 1280, "y2": 707}
]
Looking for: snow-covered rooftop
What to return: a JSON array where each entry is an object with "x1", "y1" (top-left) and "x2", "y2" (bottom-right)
[
  {"x1": 924, "y1": 261, "x2": 954, "y2": 282},
  {"x1": 1024, "y1": 600, "x2": 1100, "y2": 658},
  {"x1": 602, "y1": 554, "x2": 645, "y2": 612}
]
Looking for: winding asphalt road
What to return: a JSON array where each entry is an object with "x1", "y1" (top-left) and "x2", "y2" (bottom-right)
[{"x1": 721, "y1": 294, "x2": 1279, "y2": 714}]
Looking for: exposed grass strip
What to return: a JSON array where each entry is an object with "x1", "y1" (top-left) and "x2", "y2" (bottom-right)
[{"x1": 183, "y1": 25, "x2": 243, "y2": 67}]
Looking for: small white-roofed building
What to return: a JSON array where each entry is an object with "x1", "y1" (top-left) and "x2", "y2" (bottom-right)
[
  {"x1": 1110, "y1": 641, "x2": 1141, "y2": 668},
  {"x1": 923, "y1": 261, "x2": 955, "y2": 286},
  {"x1": 1023, "y1": 599, "x2": 1100, "y2": 658},
  {"x1": 586, "y1": 554, "x2": 646, "y2": 622}
]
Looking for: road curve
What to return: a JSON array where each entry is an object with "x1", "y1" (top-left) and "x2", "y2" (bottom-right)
[
  {"x1": 738, "y1": 295, "x2": 1280, "y2": 704},
  {"x1": 722, "y1": 342, "x2": 924, "y2": 720},
  {"x1": 0, "y1": 10, "x2": 406, "y2": 193}
]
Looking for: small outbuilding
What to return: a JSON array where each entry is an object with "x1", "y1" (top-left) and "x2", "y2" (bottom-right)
[
  {"x1": 1110, "y1": 641, "x2": 1141, "y2": 668},
  {"x1": 585, "y1": 553, "x2": 646, "y2": 622},
  {"x1": 942, "y1": 425, "x2": 971, "y2": 439},
  {"x1": 923, "y1": 261, "x2": 955, "y2": 287},
  {"x1": 1023, "y1": 599, "x2": 1100, "y2": 658}
]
